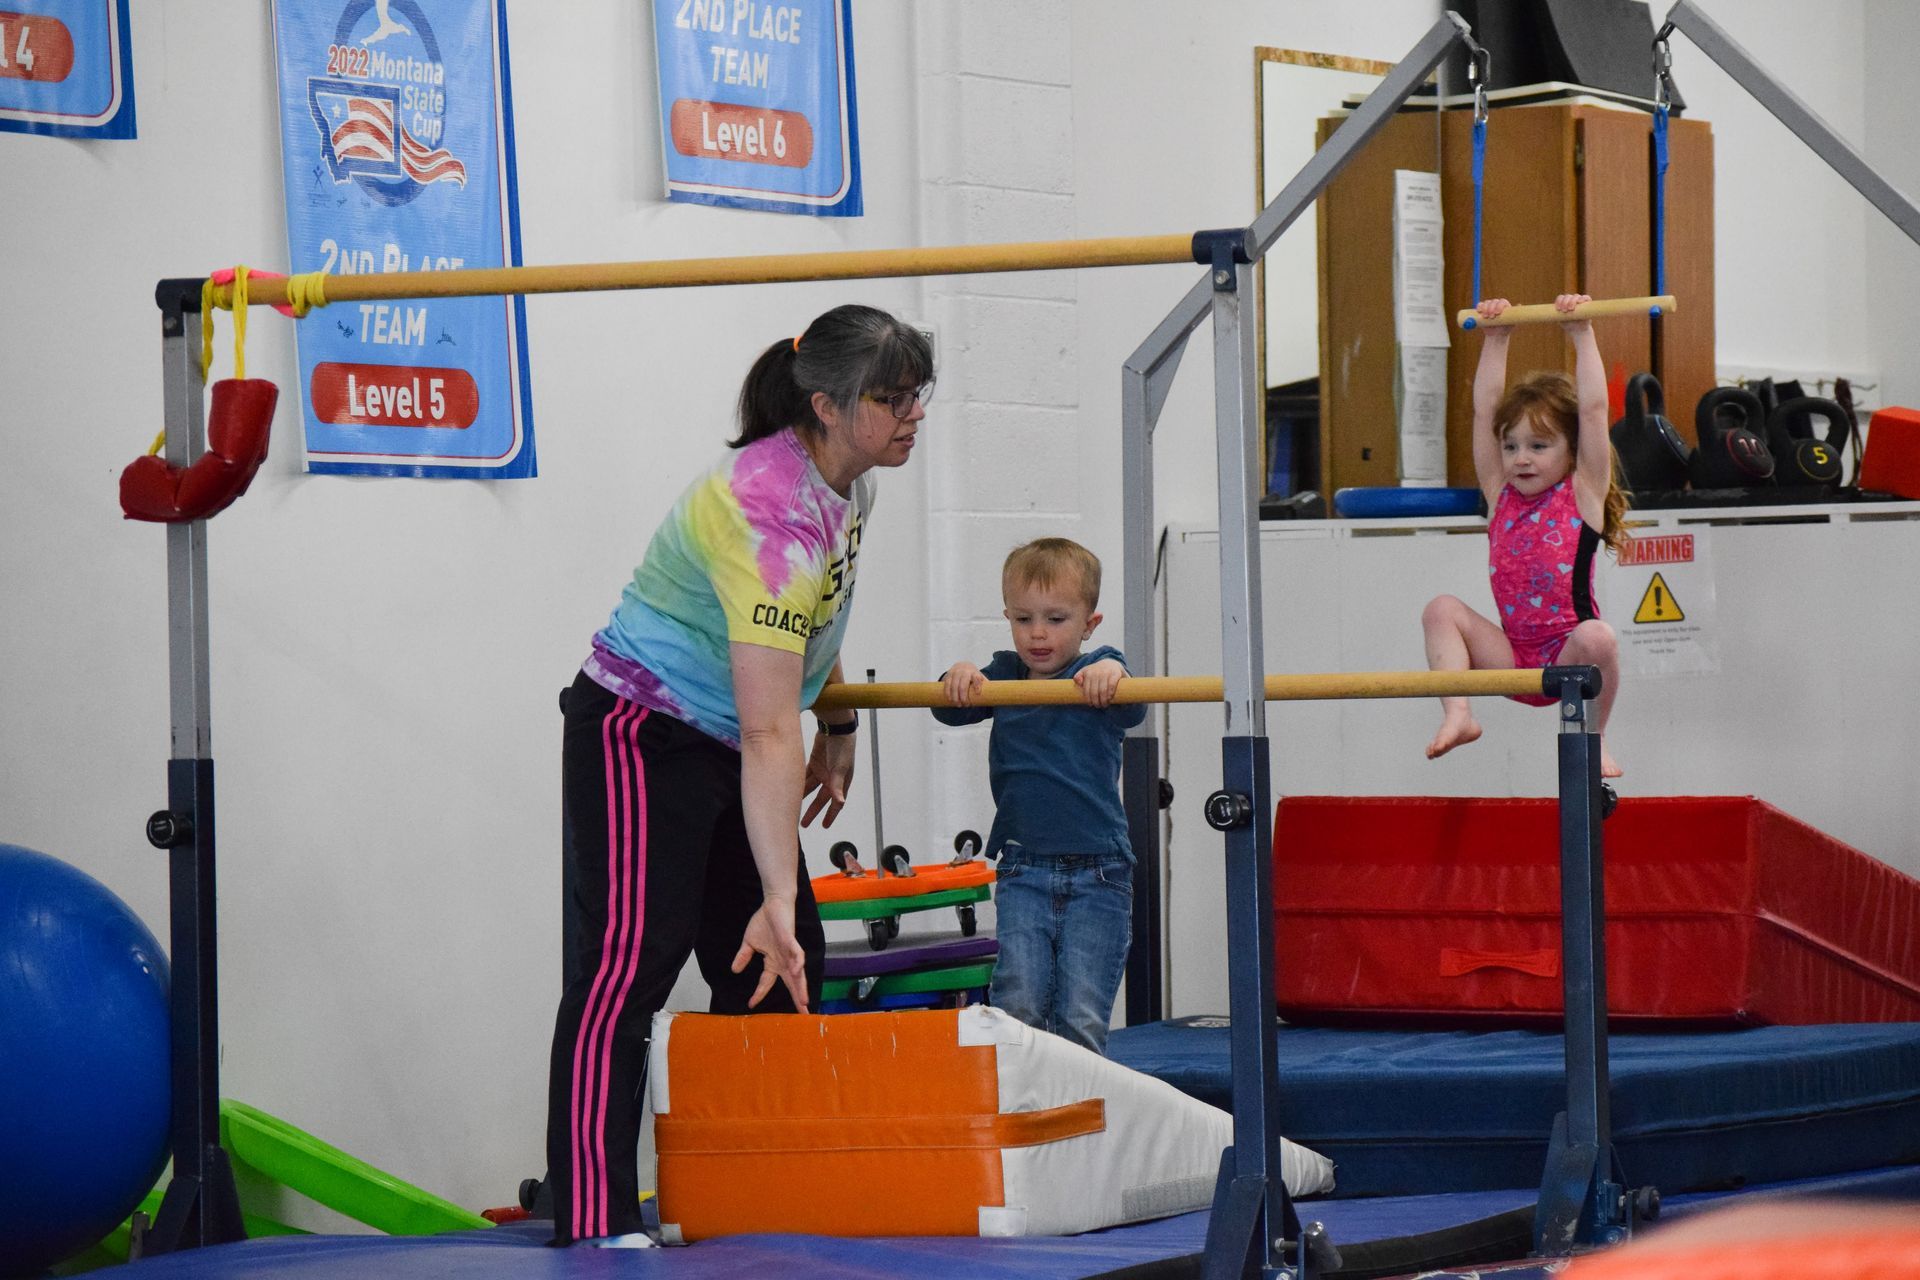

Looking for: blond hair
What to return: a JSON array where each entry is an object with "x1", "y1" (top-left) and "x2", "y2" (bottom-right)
[
  {"x1": 1002, "y1": 537, "x2": 1102, "y2": 610},
  {"x1": 1494, "y1": 371, "x2": 1630, "y2": 552}
]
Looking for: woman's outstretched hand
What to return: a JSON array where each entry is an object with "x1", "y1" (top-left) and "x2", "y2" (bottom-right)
[
  {"x1": 733, "y1": 894, "x2": 809, "y2": 1012},
  {"x1": 801, "y1": 731, "x2": 855, "y2": 827}
]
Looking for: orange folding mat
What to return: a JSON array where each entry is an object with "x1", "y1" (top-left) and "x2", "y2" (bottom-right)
[{"x1": 648, "y1": 1006, "x2": 1333, "y2": 1241}]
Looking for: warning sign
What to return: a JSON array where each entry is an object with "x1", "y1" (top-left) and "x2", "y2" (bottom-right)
[
  {"x1": 1633, "y1": 572, "x2": 1686, "y2": 623},
  {"x1": 1600, "y1": 528, "x2": 1718, "y2": 676},
  {"x1": 1618, "y1": 534, "x2": 1694, "y2": 567}
]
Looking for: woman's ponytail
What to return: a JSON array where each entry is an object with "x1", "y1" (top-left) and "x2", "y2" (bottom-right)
[
  {"x1": 730, "y1": 305, "x2": 934, "y2": 449},
  {"x1": 732, "y1": 338, "x2": 814, "y2": 447}
]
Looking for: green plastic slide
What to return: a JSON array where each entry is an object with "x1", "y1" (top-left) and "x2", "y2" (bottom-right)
[
  {"x1": 218, "y1": 1100, "x2": 490, "y2": 1237},
  {"x1": 77, "y1": 1098, "x2": 488, "y2": 1270}
]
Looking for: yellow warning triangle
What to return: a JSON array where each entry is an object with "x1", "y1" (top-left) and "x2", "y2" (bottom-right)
[{"x1": 1634, "y1": 572, "x2": 1685, "y2": 624}]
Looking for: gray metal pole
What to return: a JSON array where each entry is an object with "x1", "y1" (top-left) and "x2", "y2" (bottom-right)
[
  {"x1": 144, "y1": 283, "x2": 246, "y2": 1257},
  {"x1": 1193, "y1": 17, "x2": 1474, "y2": 1276},
  {"x1": 1533, "y1": 670, "x2": 1630, "y2": 1253},
  {"x1": 1121, "y1": 275, "x2": 1210, "y2": 1026},
  {"x1": 1117, "y1": 18, "x2": 1467, "y2": 1029},
  {"x1": 1666, "y1": 0, "x2": 1920, "y2": 248},
  {"x1": 1122, "y1": 276, "x2": 1209, "y2": 675},
  {"x1": 1197, "y1": 249, "x2": 1297, "y2": 1280},
  {"x1": 865, "y1": 668, "x2": 891, "y2": 872},
  {"x1": 163, "y1": 333, "x2": 211, "y2": 760}
]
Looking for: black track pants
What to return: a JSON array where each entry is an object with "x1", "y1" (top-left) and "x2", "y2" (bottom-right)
[{"x1": 543, "y1": 670, "x2": 824, "y2": 1243}]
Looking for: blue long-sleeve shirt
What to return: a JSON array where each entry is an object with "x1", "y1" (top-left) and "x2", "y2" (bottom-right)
[{"x1": 931, "y1": 646, "x2": 1147, "y2": 860}]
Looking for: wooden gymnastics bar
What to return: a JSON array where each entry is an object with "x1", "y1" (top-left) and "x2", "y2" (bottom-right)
[
  {"x1": 1455, "y1": 294, "x2": 1677, "y2": 330},
  {"x1": 814, "y1": 668, "x2": 1554, "y2": 711},
  {"x1": 217, "y1": 234, "x2": 1198, "y2": 309}
]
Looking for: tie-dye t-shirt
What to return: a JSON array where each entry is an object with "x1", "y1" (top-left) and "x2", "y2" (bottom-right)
[{"x1": 584, "y1": 428, "x2": 872, "y2": 748}]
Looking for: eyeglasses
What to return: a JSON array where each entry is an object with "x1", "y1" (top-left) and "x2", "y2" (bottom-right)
[{"x1": 863, "y1": 382, "x2": 935, "y2": 420}]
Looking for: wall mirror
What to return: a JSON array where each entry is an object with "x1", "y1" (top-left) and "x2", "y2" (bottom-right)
[{"x1": 1256, "y1": 48, "x2": 1444, "y2": 501}]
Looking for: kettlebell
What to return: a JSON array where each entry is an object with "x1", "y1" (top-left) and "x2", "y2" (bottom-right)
[
  {"x1": 1767, "y1": 395, "x2": 1848, "y2": 489},
  {"x1": 1690, "y1": 386, "x2": 1775, "y2": 489},
  {"x1": 1609, "y1": 372, "x2": 1690, "y2": 495}
]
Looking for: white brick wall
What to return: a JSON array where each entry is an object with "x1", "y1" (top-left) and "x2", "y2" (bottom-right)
[{"x1": 914, "y1": 3, "x2": 1082, "y2": 858}]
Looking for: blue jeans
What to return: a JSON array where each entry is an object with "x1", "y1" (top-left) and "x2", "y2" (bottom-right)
[{"x1": 989, "y1": 850, "x2": 1133, "y2": 1053}]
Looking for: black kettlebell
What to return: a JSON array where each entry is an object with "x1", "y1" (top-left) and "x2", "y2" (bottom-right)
[
  {"x1": 1609, "y1": 372, "x2": 1690, "y2": 495},
  {"x1": 1690, "y1": 386, "x2": 1775, "y2": 489},
  {"x1": 1767, "y1": 395, "x2": 1848, "y2": 488}
]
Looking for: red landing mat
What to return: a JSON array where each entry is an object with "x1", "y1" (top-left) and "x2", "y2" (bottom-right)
[{"x1": 1272, "y1": 795, "x2": 1920, "y2": 1026}]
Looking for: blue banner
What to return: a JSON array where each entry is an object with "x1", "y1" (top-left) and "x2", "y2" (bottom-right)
[
  {"x1": 654, "y1": 0, "x2": 861, "y2": 216},
  {"x1": 0, "y1": 0, "x2": 135, "y2": 139},
  {"x1": 273, "y1": 0, "x2": 534, "y2": 478}
]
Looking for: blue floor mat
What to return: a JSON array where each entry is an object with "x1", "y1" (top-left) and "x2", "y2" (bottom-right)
[{"x1": 114, "y1": 1165, "x2": 1920, "y2": 1279}]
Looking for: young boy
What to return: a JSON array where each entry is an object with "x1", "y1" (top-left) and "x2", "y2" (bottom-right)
[{"x1": 933, "y1": 537, "x2": 1146, "y2": 1053}]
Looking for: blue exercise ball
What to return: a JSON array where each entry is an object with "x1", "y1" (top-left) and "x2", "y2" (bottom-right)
[{"x1": 0, "y1": 844, "x2": 171, "y2": 1277}]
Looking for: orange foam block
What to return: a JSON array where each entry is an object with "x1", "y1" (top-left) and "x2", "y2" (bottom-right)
[
  {"x1": 1861, "y1": 406, "x2": 1920, "y2": 499},
  {"x1": 649, "y1": 1006, "x2": 1333, "y2": 1241}
]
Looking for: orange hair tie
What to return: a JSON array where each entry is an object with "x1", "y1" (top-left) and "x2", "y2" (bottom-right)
[{"x1": 792, "y1": 334, "x2": 803, "y2": 353}]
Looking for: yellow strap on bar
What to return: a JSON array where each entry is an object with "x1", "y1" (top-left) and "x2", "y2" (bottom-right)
[
  {"x1": 814, "y1": 669, "x2": 1560, "y2": 712},
  {"x1": 285, "y1": 270, "x2": 330, "y2": 316},
  {"x1": 199, "y1": 267, "x2": 254, "y2": 383},
  {"x1": 1455, "y1": 295, "x2": 1677, "y2": 330},
  {"x1": 200, "y1": 279, "x2": 217, "y2": 384},
  {"x1": 227, "y1": 234, "x2": 1197, "y2": 308},
  {"x1": 231, "y1": 267, "x2": 250, "y2": 377}
]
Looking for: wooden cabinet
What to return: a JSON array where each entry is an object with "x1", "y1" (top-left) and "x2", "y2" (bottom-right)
[{"x1": 1313, "y1": 102, "x2": 1714, "y2": 494}]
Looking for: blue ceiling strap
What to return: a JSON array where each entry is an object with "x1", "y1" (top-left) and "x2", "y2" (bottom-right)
[
  {"x1": 1472, "y1": 116, "x2": 1487, "y2": 309},
  {"x1": 1652, "y1": 102, "x2": 1669, "y2": 307},
  {"x1": 1650, "y1": 28, "x2": 1674, "y2": 318}
]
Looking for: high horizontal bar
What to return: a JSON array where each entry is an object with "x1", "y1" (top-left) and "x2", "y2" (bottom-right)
[
  {"x1": 814, "y1": 668, "x2": 1577, "y2": 711},
  {"x1": 206, "y1": 234, "x2": 1198, "y2": 310},
  {"x1": 1457, "y1": 295, "x2": 1677, "y2": 330}
]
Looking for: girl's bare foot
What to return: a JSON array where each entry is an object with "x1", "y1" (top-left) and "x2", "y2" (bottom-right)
[
  {"x1": 1602, "y1": 749, "x2": 1622, "y2": 779},
  {"x1": 1426, "y1": 711, "x2": 1482, "y2": 760}
]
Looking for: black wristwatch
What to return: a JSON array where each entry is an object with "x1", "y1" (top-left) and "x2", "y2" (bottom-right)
[{"x1": 815, "y1": 717, "x2": 859, "y2": 737}]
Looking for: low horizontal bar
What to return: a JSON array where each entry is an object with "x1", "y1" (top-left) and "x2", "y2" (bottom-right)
[
  {"x1": 209, "y1": 235, "x2": 1197, "y2": 309},
  {"x1": 1457, "y1": 295, "x2": 1677, "y2": 330},
  {"x1": 814, "y1": 668, "x2": 1570, "y2": 711}
]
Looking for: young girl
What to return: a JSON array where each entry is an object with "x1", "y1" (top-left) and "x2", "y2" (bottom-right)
[{"x1": 1422, "y1": 294, "x2": 1628, "y2": 778}]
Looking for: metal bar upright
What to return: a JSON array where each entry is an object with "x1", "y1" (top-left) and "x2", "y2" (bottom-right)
[
  {"x1": 143, "y1": 282, "x2": 245, "y2": 1257},
  {"x1": 1119, "y1": 18, "x2": 1463, "y2": 1024},
  {"x1": 1190, "y1": 17, "x2": 1474, "y2": 1275},
  {"x1": 1196, "y1": 241, "x2": 1298, "y2": 1280},
  {"x1": 1665, "y1": 0, "x2": 1920, "y2": 248},
  {"x1": 1116, "y1": 11, "x2": 1466, "y2": 1031},
  {"x1": 1121, "y1": 274, "x2": 1210, "y2": 1026},
  {"x1": 1533, "y1": 665, "x2": 1629, "y2": 1254}
]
